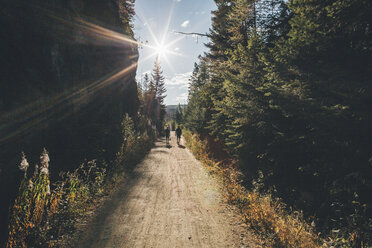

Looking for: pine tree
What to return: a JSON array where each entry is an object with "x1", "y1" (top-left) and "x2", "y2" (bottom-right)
[
  {"x1": 204, "y1": 0, "x2": 235, "y2": 140},
  {"x1": 150, "y1": 59, "x2": 167, "y2": 133},
  {"x1": 142, "y1": 73, "x2": 155, "y2": 120},
  {"x1": 257, "y1": 0, "x2": 291, "y2": 45},
  {"x1": 184, "y1": 0, "x2": 372, "y2": 244},
  {"x1": 228, "y1": 0, "x2": 257, "y2": 46},
  {"x1": 175, "y1": 104, "x2": 183, "y2": 124},
  {"x1": 142, "y1": 73, "x2": 150, "y2": 93},
  {"x1": 220, "y1": 0, "x2": 269, "y2": 159},
  {"x1": 206, "y1": 0, "x2": 234, "y2": 61},
  {"x1": 185, "y1": 56, "x2": 211, "y2": 134}
]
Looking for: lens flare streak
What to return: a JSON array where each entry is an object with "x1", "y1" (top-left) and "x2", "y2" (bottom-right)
[{"x1": 1, "y1": 3, "x2": 185, "y2": 144}]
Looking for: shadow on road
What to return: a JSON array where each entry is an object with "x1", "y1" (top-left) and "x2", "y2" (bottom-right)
[
  {"x1": 77, "y1": 152, "x2": 163, "y2": 247},
  {"x1": 76, "y1": 167, "x2": 144, "y2": 248}
]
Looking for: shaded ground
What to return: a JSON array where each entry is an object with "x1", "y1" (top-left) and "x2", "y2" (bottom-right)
[{"x1": 73, "y1": 132, "x2": 261, "y2": 247}]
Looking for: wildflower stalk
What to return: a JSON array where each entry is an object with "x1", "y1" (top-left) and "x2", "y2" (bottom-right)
[
  {"x1": 7, "y1": 149, "x2": 52, "y2": 248},
  {"x1": 7, "y1": 118, "x2": 154, "y2": 247},
  {"x1": 19, "y1": 152, "x2": 29, "y2": 178}
]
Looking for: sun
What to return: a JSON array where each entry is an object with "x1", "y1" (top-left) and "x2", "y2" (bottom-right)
[
  {"x1": 155, "y1": 43, "x2": 168, "y2": 57},
  {"x1": 135, "y1": 1, "x2": 186, "y2": 72}
]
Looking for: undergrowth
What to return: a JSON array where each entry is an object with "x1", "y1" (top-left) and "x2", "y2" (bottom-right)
[
  {"x1": 6, "y1": 114, "x2": 154, "y2": 248},
  {"x1": 183, "y1": 130, "x2": 321, "y2": 248},
  {"x1": 184, "y1": 130, "x2": 369, "y2": 247}
]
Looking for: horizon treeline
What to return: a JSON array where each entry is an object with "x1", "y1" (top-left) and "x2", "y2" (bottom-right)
[
  {"x1": 0, "y1": 0, "x2": 141, "y2": 245},
  {"x1": 184, "y1": 0, "x2": 372, "y2": 244}
]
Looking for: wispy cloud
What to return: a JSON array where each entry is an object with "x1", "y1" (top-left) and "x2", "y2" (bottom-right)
[
  {"x1": 165, "y1": 72, "x2": 191, "y2": 87},
  {"x1": 174, "y1": 47, "x2": 180, "y2": 51},
  {"x1": 181, "y1": 20, "x2": 190, "y2": 28}
]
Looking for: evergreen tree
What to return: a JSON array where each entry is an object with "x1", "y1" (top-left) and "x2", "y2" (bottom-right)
[
  {"x1": 258, "y1": 0, "x2": 291, "y2": 45},
  {"x1": 206, "y1": 0, "x2": 234, "y2": 61},
  {"x1": 185, "y1": 56, "x2": 211, "y2": 134},
  {"x1": 204, "y1": 0, "x2": 234, "y2": 140},
  {"x1": 142, "y1": 73, "x2": 150, "y2": 93},
  {"x1": 184, "y1": 0, "x2": 372, "y2": 243},
  {"x1": 175, "y1": 104, "x2": 183, "y2": 124},
  {"x1": 150, "y1": 59, "x2": 167, "y2": 133},
  {"x1": 141, "y1": 73, "x2": 153, "y2": 120},
  {"x1": 218, "y1": 0, "x2": 269, "y2": 160}
]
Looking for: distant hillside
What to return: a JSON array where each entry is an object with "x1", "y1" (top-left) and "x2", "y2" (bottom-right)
[{"x1": 166, "y1": 105, "x2": 186, "y2": 121}]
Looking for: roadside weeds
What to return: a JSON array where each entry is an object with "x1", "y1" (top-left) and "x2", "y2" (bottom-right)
[{"x1": 183, "y1": 130, "x2": 320, "y2": 248}]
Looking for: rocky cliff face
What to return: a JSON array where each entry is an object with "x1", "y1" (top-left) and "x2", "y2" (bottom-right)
[{"x1": 0, "y1": 0, "x2": 139, "y2": 244}]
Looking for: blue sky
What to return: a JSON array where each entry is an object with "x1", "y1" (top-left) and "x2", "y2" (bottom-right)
[{"x1": 133, "y1": 0, "x2": 216, "y2": 105}]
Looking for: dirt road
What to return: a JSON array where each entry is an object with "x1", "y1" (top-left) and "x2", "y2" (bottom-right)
[{"x1": 76, "y1": 132, "x2": 259, "y2": 248}]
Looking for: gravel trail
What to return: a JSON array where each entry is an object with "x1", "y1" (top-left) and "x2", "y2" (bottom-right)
[{"x1": 76, "y1": 132, "x2": 260, "y2": 248}]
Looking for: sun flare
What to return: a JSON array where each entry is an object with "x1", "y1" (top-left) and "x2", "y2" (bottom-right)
[
  {"x1": 155, "y1": 44, "x2": 167, "y2": 57},
  {"x1": 136, "y1": 1, "x2": 185, "y2": 71}
]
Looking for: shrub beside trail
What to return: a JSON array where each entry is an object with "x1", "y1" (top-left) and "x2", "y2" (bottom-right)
[{"x1": 7, "y1": 115, "x2": 154, "y2": 248}]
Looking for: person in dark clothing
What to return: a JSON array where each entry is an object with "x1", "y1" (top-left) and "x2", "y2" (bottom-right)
[
  {"x1": 165, "y1": 126, "x2": 170, "y2": 144},
  {"x1": 176, "y1": 126, "x2": 182, "y2": 145}
]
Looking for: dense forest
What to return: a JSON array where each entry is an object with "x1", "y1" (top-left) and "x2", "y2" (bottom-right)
[
  {"x1": 183, "y1": 0, "x2": 372, "y2": 245},
  {"x1": 0, "y1": 0, "x2": 152, "y2": 246}
]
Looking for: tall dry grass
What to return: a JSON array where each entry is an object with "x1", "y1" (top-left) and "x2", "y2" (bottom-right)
[
  {"x1": 7, "y1": 115, "x2": 154, "y2": 248},
  {"x1": 183, "y1": 130, "x2": 320, "y2": 248}
]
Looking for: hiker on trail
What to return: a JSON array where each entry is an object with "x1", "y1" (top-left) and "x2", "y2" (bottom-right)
[
  {"x1": 176, "y1": 126, "x2": 182, "y2": 145},
  {"x1": 165, "y1": 126, "x2": 170, "y2": 144}
]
